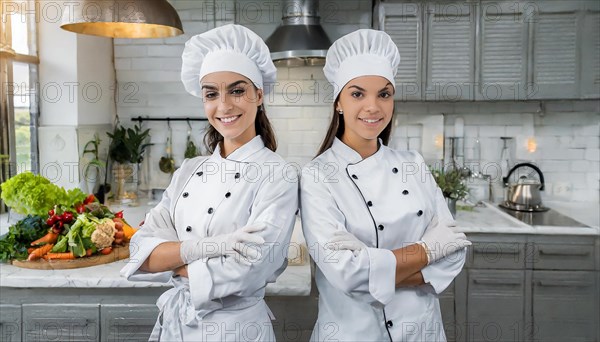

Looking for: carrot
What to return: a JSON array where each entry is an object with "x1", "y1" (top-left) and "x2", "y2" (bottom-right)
[
  {"x1": 45, "y1": 252, "x2": 76, "y2": 260},
  {"x1": 28, "y1": 244, "x2": 54, "y2": 261},
  {"x1": 86, "y1": 249, "x2": 93, "y2": 257},
  {"x1": 100, "y1": 247, "x2": 112, "y2": 255},
  {"x1": 30, "y1": 231, "x2": 59, "y2": 246},
  {"x1": 27, "y1": 247, "x2": 35, "y2": 254}
]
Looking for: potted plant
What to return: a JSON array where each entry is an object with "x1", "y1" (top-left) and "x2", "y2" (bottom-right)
[
  {"x1": 431, "y1": 167, "x2": 469, "y2": 217},
  {"x1": 81, "y1": 134, "x2": 105, "y2": 194},
  {"x1": 106, "y1": 124, "x2": 152, "y2": 202}
]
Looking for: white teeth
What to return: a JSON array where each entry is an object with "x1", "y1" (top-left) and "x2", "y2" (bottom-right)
[
  {"x1": 362, "y1": 118, "x2": 380, "y2": 124},
  {"x1": 220, "y1": 115, "x2": 240, "y2": 123}
]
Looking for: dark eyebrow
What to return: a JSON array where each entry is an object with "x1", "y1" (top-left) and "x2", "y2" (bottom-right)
[
  {"x1": 201, "y1": 80, "x2": 248, "y2": 91},
  {"x1": 348, "y1": 85, "x2": 366, "y2": 92},
  {"x1": 379, "y1": 82, "x2": 393, "y2": 92},
  {"x1": 348, "y1": 82, "x2": 393, "y2": 92}
]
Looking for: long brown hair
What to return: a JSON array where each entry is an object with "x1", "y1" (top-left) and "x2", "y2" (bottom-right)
[
  {"x1": 204, "y1": 103, "x2": 277, "y2": 153},
  {"x1": 316, "y1": 98, "x2": 392, "y2": 156}
]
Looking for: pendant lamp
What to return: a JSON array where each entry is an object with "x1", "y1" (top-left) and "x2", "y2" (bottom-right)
[{"x1": 60, "y1": 0, "x2": 183, "y2": 38}]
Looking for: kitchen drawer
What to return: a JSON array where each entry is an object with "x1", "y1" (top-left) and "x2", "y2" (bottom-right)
[
  {"x1": 533, "y1": 244, "x2": 596, "y2": 270},
  {"x1": 101, "y1": 304, "x2": 158, "y2": 342},
  {"x1": 23, "y1": 304, "x2": 99, "y2": 342},
  {"x1": 467, "y1": 240, "x2": 526, "y2": 270},
  {"x1": 0, "y1": 305, "x2": 21, "y2": 342}
]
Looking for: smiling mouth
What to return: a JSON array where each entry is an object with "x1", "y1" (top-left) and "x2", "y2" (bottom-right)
[
  {"x1": 359, "y1": 118, "x2": 383, "y2": 124},
  {"x1": 218, "y1": 114, "x2": 242, "y2": 123}
]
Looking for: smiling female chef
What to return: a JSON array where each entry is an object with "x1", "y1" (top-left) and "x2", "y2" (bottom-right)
[
  {"x1": 121, "y1": 24, "x2": 298, "y2": 341},
  {"x1": 300, "y1": 29, "x2": 471, "y2": 342}
]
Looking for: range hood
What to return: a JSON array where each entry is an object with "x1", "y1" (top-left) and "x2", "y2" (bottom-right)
[{"x1": 265, "y1": 0, "x2": 331, "y2": 66}]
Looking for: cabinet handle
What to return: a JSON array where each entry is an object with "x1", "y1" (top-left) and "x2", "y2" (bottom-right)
[
  {"x1": 473, "y1": 278, "x2": 522, "y2": 286},
  {"x1": 473, "y1": 246, "x2": 519, "y2": 254},
  {"x1": 539, "y1": 249, "x2": 590, "y2": 256},
  {"x1": 538, "y1": 280, "x2": 593, "y2": 287}
]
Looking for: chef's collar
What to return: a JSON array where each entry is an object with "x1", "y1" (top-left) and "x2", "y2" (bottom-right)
[
  {"x1": 331, "y1": 137, "x2": 385, "y2": 164},
  {"x1": 213, "y1": 135, "x2": 265, "y2": 162}
]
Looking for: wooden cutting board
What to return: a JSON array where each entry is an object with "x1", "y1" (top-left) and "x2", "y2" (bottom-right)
[{"x1": 12, "y1": 244, "x2": 130, "y2": 270}]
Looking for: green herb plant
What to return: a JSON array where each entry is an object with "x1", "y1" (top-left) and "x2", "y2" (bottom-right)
[
  {"x1": 431, "y1": 168, "x2": 469, "y2": 201},
  {"x1": 106, "y1": 123, "x2": 152, "y2": 164},
  {"x1": 82, "y1": 133, "x2": 105, "y2": 184}
]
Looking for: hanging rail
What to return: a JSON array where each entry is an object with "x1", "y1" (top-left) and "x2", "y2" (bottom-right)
[{"x1": 130, "y1": 116, "x2": 208, "y2": 122}]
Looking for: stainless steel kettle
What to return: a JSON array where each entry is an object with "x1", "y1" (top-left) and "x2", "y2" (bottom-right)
[{"x1": 502, "y1": 163, "x2": 546, "y2": 210}]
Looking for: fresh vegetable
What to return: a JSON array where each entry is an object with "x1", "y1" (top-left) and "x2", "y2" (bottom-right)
[
  {"x1": 28, "y1": 244, "x2": 54, "y2": 261},
  {"x1": 30, "y1": 231, "x2": 59, "y2": 246},
  {"x1": 121, "y1": 223, "x2": 138, "y2": 242},
  {"x1": 51, "y1": 235, "x2": 68, "y2": 253},
  {"x1": 91, "y1": 219, "x2": 116, "y2": 249},
  {"x1": 84, "y1": 194, "x2": 96, "y2": 205},
  {"x1": 44, "y1": 251, "x2": 76, "y2": 260},
  {"x1": 100, "y1": 247, "x2": 113, "y2": 255},
  {"x1": 0, "y1": 215, "x2": 49, "y2": 261},
  {"x1": 0, "y1": 172, "x2": 87, "y2": 216}
]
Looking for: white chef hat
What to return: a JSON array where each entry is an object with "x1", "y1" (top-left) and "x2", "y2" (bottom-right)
[
  {"x1": 181, "y1": 24, "x2": 277, "y2": 97},
  {"x1": 324, "y1": 29, "x2": 400, "y2": 100}
]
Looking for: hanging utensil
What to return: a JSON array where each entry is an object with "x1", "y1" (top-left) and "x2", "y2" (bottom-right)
[
  {"x1": 184, "y1": 119, "x2": 198, "y2": 159},
  {"x1": 159, "y1": 120, "x2": 175, "y2": 173}
]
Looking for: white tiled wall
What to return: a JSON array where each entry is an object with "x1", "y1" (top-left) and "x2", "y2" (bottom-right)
[{"x1": 113, "y1": 0, "x2": 599, "y2": 202}]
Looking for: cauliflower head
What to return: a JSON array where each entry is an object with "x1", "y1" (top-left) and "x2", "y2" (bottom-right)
[{"x1": 91, "y1": 219, "x2": 116, "y2": 249}]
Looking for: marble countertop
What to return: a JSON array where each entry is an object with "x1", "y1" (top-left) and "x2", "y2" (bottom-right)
[
  {"x1": 1, "y1": 198, "x2": 597, "y2": 291},
  {"x1": 0, "y1": 259, "x2": 311, "y2": 296},
  {"x1": 454, "y1": 201, "x2": 599, "y2": 235}
]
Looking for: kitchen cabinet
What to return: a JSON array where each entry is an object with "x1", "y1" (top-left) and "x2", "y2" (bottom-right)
[
  {"x1": 22, "y1": 304, "x2": 99, "y2": 341},
  {"x1": 377, "y1": 0, "x2": 600, "y2": 101},
  {"x1": 0, "y1": 305, "x2": 21, "y2": 342},
  {"x1": 376, "y1": 1, "x2": 424, "y2": 101},
  {"x1": 100, "y1": 305, "x2": 158, "y2": 342},
  {"x1": 448, "y1": 233, "x2": 599, "y2": 342},
  {"x1": 530, "y1": 1, "x2": 580, "y2": 99},
  {"x1": 377, "y1": 1, "x2": 476, "y2": 101},
  {"x1": 424, "y1": 1, "x2": 476, "y2": 101},
  {"x1": 477, "y1": 1, "x2": 530, "y2": 100},
  {"x1": 580, "y1": 1, "x2": 600, "y2": 99}
]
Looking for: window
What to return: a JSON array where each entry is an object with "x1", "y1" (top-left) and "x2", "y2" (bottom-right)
[{"x1": 1, "y1": 0, "x2": 40, "y2": 212}]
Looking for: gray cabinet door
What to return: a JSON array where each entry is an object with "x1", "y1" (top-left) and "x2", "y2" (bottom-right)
[
  {"x1": 22, "y1": 304, "x2": 99, "y2": 342},
  {"x1": 439, "y1": 281, "x2": 456, "y2": 342},
  {"x1": 581, "y1": 1, "x2": 600, "y2": 99},
  {"x1": 0, "y1": 305, "x2": 21, "y2": 342},
  {"x1": 466, "y1": 269, "x2": 526, "y2": 342},
  {"x1": 101, "y1": 304, "x2": 158, "y2": 342},
  {"x1": 424, "y1": 1, "x2": 476, "y2": 101},
  {"x1": 532, "y1": 271, "x2": 598, "y2": 342},
  {"x1": 530, "y1": 1, "x2": 580, "y2": 99},
  {"x1": 476, "y1": 1, "x2": 530, "y2": 101},
  {"x1": 377, "y1": 2, "x2": 424, "y2": 100}
]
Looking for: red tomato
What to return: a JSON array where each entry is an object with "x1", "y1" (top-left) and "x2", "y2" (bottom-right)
[
  {"x1": 84, "y1": 194, "x2": 96, "y2": 205},
  {"x1": 75, "y1": 204, "x2": 85, "y2": 214}
]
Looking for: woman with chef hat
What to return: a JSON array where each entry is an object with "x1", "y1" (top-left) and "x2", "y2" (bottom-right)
[
  {"x1": 300, "y1": 29, "x2": 470, "y2": 341},
  {"x1": 121, "y1": 24, "x2": 298, "y2": 341}
]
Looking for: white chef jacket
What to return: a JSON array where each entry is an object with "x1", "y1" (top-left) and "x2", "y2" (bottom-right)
[
  {"x1": 121, "y1": 135, "x2": 298, "y2": 341},
  {"x1": 300, "y1": 138, "x2": 466, "y2": 342}
]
